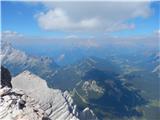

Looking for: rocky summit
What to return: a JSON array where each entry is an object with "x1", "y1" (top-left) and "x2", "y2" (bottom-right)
[
  {"x1": 0, "y1": 67, "x2": 96, "y2": 120},
  {"x1": 12, "y1": 71, "x2": 79, "y2": 120},
  {"x1": 0, "y1": 66, "x2": 48, "y2": 120},
  {"x1": 0, "y1": 87, "x2": 48, "y2": 120}
]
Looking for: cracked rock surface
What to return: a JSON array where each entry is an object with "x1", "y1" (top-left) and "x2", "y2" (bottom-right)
[{"x1": 0, "y1": 86, "x2": 48, "y2": 120}]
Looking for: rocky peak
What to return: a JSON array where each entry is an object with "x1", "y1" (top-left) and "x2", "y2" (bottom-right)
[
  {"x1": 80, "y1": 107, "x2": 98, "y2": 120},
  {"x1": 1, "y1": 66, "x2": 98, "y2": 120},
  {"x1": 12, "y1": 71, "x2": 80, "y2": 120},
  {"x1": 0, "y1": 66, "x2": 48, "y2": 120},
  {"x1": 0, "y1": 87, "x2": 48, "y2": 120},
  {"x1": 82, "y1": 80, "x2": 104, "y2": 95}
]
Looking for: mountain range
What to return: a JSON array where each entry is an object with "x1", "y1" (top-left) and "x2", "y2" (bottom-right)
[
  {"x1": 1, "y1": 40, "x2": 159, "y2": 120},
  {"x1": 1, "y1": 41, "x2": 58, "y2": 86},
  {"x1": 0, "y1": 66, "x2": 98, "y2": 120}
]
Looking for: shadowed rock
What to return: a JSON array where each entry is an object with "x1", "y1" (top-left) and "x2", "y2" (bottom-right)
[{"x1": 1, "y1": 66, "x2": 12, "y2": 88}]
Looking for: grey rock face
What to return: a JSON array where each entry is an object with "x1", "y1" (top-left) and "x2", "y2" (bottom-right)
[
  {"x1": 12, "y1": 71, "x2": 98, "y2": 120},
  {"x1": 0, "y1": 66, "x2": 98, "y2": 120},
  {"x1": 12, "y1": 71, "x2": 79, "y2": 120},
  {"x1": 0, "y1": 86, "x2": 48, "y2": 120},
  {"x1": 0, "y1": 67, "x2": 49, "y2": 120},
  {"x1": 80, "y1": 107, "x2": 98, "y2": 120},
  {"x1": 1, "y1": 66, "x2": 12, "y2": 88}
]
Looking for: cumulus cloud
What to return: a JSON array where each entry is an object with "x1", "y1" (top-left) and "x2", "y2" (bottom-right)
[
  {"x1": 37, "y1": 8, "x2": 100, "y2": 31},
  {"x1": 36, "y1": 1, "x2": 152, "y2": 32}
]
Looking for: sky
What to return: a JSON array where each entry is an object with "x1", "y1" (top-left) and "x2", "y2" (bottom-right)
[
  {"x1": 2, "y1": 1, "x2": 159, "y2": 37},
  {"x1": 1, "y1": 1, "x2": 160, "y2": 55}
]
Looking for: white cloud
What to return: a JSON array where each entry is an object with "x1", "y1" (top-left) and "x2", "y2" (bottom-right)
[
  {"x1": 155, "y1": 29, "x2": 160, "y2": 36},
  {"x1": 65, "y1": 34, "x2": 79, "y2": 39},
  {"x1": 79, "y1": 39, "x2": 99, "y2": 48},
  {"x1": 1, "y1": 31, "x2": 24, "y2": 41},
  {"x1": 36, "y1": 1, "x2": 152, "y2": 32},
  {"x1": 1, "y1": 30, "x2": 99, "y2": 49},
  {"x1": 37, "y1": 8, "x2": 100, "y2": 31},
  {"x1": 2, "y1": 30, "x2": 158, "y2": 50}
]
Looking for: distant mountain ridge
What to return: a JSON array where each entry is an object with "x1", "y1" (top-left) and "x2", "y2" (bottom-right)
[
  {"x1": 1, "y1": 40, "x2": 59, "y2": 86},
  {"x1": 51, "y1": 56, "x2": 120, "y2": 90},
  {"x1": 151, "y1": 52, "x2": 160, "y2": 77}
]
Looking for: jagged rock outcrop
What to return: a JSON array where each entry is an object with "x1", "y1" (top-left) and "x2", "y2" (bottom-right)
[
  {"x1": 82, "y1": 80, "x2": 104, "y2": 95},
  {"x1": 0, "y1": 66, "x2": 97, "y2": 120},
  {"x1": 12, "y1": 71, "x2": 79, "y2": 120},
  {"x1": 0, "y1": 66, "x2": 48, "y2": 120},
  {"x1": 152, "y1": 52, "x2": 160, "y2": 77},
  {"x1": 80, "y1": 107, "x2": 98, "y2": 120},
  {"x1": 152, "y1": 64, "x2": 160, "y2": 77},
  {"x1": 0, "y1": 87, "x2": 48, "y2": 120},
  {"x1": 0, "y1": 66, "x2": 12, "y2": 88}
]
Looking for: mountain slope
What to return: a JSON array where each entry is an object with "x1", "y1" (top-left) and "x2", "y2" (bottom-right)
[
  {"x1": 0, "y1": 87, "x2": 48, "y2": 120},
  {"x1": 49, "y1": 57, "x2": 147, "y2": 119},
  {"x1": 12, "y1": 71, "x2": 79, "y2": 120},
  {"x1": 0, "y1": 66, "x2": 49, "y2": 120},
  {"x1": 12, "y1": 71, "x2": 98, "y2": 120},
  {"x1": 51, "y1": 57, "x2": 120, "y2": 90},
  {"x1": 1, "y1": 41, "x2": 58, "y2": 84},
  {"x1": 152, "y1": 52, "x2": 160, "y2": 77}
]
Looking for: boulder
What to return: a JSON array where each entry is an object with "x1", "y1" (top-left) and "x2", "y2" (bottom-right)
[{"x1": 1, "y1": 66, "x2": 12, "y2": 88}]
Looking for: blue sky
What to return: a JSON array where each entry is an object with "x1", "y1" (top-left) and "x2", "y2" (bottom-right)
[
  {"x1": 1, "y1": 1, "x2": 159, "y2": 38},
  {"x1": 113, "y1": 1, "x2": 159, "y2": 37}
]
